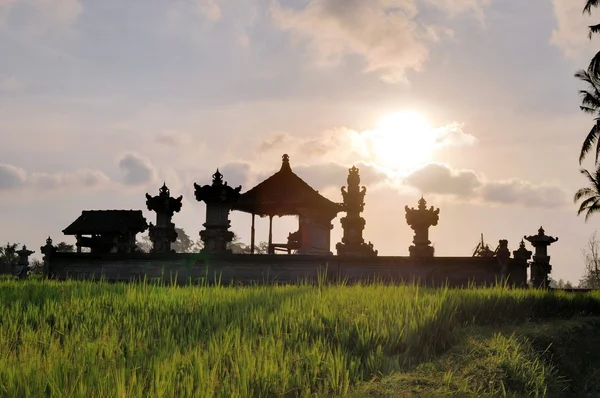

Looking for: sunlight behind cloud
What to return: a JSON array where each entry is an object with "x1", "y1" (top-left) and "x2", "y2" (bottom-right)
[{"x1": 351, "y1": 110, "x2": 476, "y2": 175}]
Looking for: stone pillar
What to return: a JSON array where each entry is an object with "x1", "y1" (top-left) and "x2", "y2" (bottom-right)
[
  {"x1": 146, "y1": 183, "x2": 183, "y2": 253},
  {"x1": 524, "y1": 226, "x2": 558, "y2": 289},
  {"x1": 405, "y1": 197, "x2": 440, "y2": 257},
  {"x1": 194, "y1": 169, "x2": 241, "y2": 254},
  {"x1": 512, "y1": 239, "x2": 532, "y2": 288},
  {"x1": 495, "y1": 239, "x2": 510, "y2": 282},
  {"x1": 15, "y1": 245, "x2": 34, "y2": 279},
  {"x1": 336, "y1": 165, "x2": 377, "y2": 256},
  {"x1": 40, "y1": 237, "x2": 56, "y2": 278}
]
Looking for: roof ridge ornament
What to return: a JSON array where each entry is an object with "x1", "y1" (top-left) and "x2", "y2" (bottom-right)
[{"x1": 280, "y1": 154, "x2": 292, "y2": 172}]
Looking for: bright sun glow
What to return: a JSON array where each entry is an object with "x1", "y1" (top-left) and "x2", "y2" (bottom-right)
[{"x1": 358, "y1": 110, "x2": 438, "y2": 172}]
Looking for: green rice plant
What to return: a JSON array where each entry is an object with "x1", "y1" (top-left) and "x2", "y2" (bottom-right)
[{"x1": 0, "y1": 279, "x2": 598, "y2": 397}]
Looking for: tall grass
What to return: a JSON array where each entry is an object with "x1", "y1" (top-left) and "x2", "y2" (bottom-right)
[{"x1": 0, "y1": 278, "x2": 599, "y2": 397}]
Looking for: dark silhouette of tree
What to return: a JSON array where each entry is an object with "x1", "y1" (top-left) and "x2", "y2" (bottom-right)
[
  {"x1": 585, "y1": 1, "x2": 600, "y2": 75},
  {"x1": 0, "y1": 242, "x2": 19, "y2": 273},
  {"x1": 136, "y1": 228, "x2": 203, "y2": 253},
  {"x1": 228, "y1": 233, "x2": 268, "y2": 254},
  {"x1": 575, "y1": 167, "x2": 600, "y2": 221},
  {"x1": 580, "y1": 230, "x2": 600, "y2": 288},
  {"x1": 55, "y1": 242, "x2": 75, "y2": 252}
]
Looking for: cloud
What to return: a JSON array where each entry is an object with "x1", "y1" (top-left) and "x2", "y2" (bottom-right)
[
  {"x1": 0, "y1": 164, "x2": 27, "y2": 190},
  {"x1": 404, "y1": 163, "x2": 570, "y2": 208},
  {"x1": 551, "y1": 0, "x2": 595, "y2": 58},
  {"x1": 29, "y1": 169, "x2": 110, "y2": 191},
  {"x1": 196, "y1": 0, "x2": 221, "y2": 21},
  {"x1": 293, "y1": 162, "x2": 389, "y2": 191},
  {"x1": 258, "y1": 128, "x2": 360, "y2": 165},
  {"x1": 480, "y1": 178, "x2": 569, "y2": 208},
  {"x1": 0, "y1": 0, "x2": 83, "y2": 34},
  {"x1": 425, "y1": 0, "x2": 491, "y2": 21},
  {"x1": 434, "y1": 123, "x2": 477, "y2": 147},
  {"x1": 155, "y1": 131, "x2": 194, "y2": 147},
  {"x1": 404, "y1": 163, "x2": 481, "y2": 196},
  {"x1": 0, "y1": 76, "x2": 23, "y2": 92},
  {"x1": 0, "y1": 163, "x2": 110, "y2": 192},
  {"x1": 270, "y1": 0, "x2": 432, "y2": 83},
  {"x1": 218, "y1": 161, "x2": 251, "y2": 188},
  {"x1": 118, "y1": 153, "x2": 156, "y2": 186},
  {"x1": 257, "y1": 121, "x2": 477, "y2": 171}
]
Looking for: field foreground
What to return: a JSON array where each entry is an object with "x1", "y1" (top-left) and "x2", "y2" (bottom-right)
[{"x1": 1, "y1": 278, "x2": 600, "y2": 397}]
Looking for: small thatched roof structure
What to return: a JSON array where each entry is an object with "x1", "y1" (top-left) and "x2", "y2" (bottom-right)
[
  {"x1": 63, "y1": 210, "x2": 148, "y2": 235},
  {"x1": 233, "y1": 154, "x2": 341, "y2": 221}
]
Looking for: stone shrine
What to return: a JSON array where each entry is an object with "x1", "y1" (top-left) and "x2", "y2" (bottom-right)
[
  {"x1": 15, "y1": 245, "x2": 34, "y2": 278},
  {"x1": 336, "y1": 166, "x2": 377, "y2": 256},
  {"x1": 194, "y1": 169, "x2": 242, "y2": 254},
  {"x1": 405, "y1": 197, "x2": 440, "y2": 257},
  {"x1": 145, "y1": 183, "x2": 183, "y2": 253},
  {"x1": 525, "y1": 226, "x2": 558, "y2": 288}
]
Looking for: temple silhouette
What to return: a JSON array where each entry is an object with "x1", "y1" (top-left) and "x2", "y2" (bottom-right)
[{"x1": 26, "y1": 154, "x2": 557, "y2": 288}]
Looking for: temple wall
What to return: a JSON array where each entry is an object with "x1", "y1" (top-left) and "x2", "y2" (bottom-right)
[{"x1": 47, "y1": 253, "x2": 528, "y2": 287}]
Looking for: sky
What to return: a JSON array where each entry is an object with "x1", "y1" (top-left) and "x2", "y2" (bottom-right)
[{"x1": 0, "y1": 0, "x2": 598, "y2": 284}]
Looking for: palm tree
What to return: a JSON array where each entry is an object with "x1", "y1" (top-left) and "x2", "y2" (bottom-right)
[
  {"x1": 576, "y1": 2, "x2": 600, "y2": 163},
  {"x1": 584, "y1": 1, "x2": 600, "y2": 76},
  {"x1": 575, "y1": 69, "x2": 600, "y2": 163},
  {"x1": 575, "y1": 167, "x2": 600, "y2": 221}
]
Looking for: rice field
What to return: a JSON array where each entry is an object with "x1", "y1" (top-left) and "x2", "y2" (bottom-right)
[{"x1": 1, "y1": 277, "x2": 599, "y2": 397}]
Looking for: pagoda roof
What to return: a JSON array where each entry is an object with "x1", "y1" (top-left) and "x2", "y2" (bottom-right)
[
  {"x1": 63, "y1": 210, "x2": 148, "y2": 235},
  {"x1": 233, "y1": 154, "x2": 341, "y2": 219}
]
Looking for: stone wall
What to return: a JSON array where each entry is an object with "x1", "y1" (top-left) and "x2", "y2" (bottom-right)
[{"x1": 46, "y1": 252, "x2": 528, "y2": 287}]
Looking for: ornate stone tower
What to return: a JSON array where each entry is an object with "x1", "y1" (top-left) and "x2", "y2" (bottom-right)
[
  {"x1": 15, "y1": 245, "x2": 34, "y2": 278},
  {"x1": 336, "y1": 166, "x2": 377, "y2": 256},
  {"x1": 524, "y1": 226, "x2": 558, "y2": 289},
  {"x1": 405, "y1": 197, "x2": 440, "y2": 257},
  {"x1": 194, "y1": 170, "x2": 241, "y2": 254},
  {"x1": 145, "y1": 183, "x2": 183, "y2": 253}
]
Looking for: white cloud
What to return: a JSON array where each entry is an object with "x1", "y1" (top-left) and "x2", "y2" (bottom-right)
[
  {"x1": 0, "y1": 163, "x2": 110, "y2": 192},
  {"x1": 404, "y1": 163, "x2": 570, "y2": 208},
  {"x1": 270, "y1": 0, "x2": 432, "y2": 83},
  {"x1": 29, "y1": 169, "x2": 110, "y2": 190},
  {"x1": 0, "y1": 0, "x2": 82, "y2": 34},
  {"x1": 155, "y1": 131, "x2": 194, "y2": 148},
  {"x1": 118, "y1": 153, "x2": 156, "y2": 186},
  {"x1": 0, "y1": 76, "x2": 23, "y2": 92},
  {"x1": 403, "y1": 163, "x2": 481, "y2": 196},
  {"x1": 425, "y1": 0, "x2": 492, "y2": 21},
  {"x1": 434, "y1": 123, "x2": 477, "y2": 147},
  {"x1": 0, "y1": 163, "x2": 27, "y2": 190},
  {"x1": 196, "y1": 0, "x2": 222, "y2": 21},
  {"x1": 551, "y1": 0, "x2": 596, "y2": 58}
]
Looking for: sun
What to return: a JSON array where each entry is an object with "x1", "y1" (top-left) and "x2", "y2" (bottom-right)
[{"x1": 358, "y1": 110, "x2": 437, "y2": 173}]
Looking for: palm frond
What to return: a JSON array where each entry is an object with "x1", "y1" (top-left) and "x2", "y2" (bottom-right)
[
  {"x1": 580, "y1": 90, "x2": 600, "y2": 110},
  {"x1": 588, "y1": 51, "x2": 600, "y2": 78},
  {"x1": 589, "y1": 24, "x2": 600, "y2": 39},
  {"x1": 578, "y1": 196, "x2": 600, "y2": 215},
  {"x1": 585, "y1": 200, "x2": 600, "y2": 222},
  {"x1": 580, "y1": 123, "x2": 600, "y2": 164},
  {"x1": 584, "y1": 0, "x2": 600, "y2": 15},
  {"x1": 581, "y1": 106, "x2": 598, "y2": 114},
  {"x1": 580, "y1": 168, "x2": 598, "y2": 186},
  {"x1": 575, "y1": 187, "x2": 596, "y2": 202}
]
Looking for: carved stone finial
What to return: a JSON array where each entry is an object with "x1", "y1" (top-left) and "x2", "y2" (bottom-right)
[
  {"x1": 212, "y1": 169, "x2": 224, "y2": 185},
  {"x1": 405, "y1": 197, "x2": 440, "y2": 257},
  {"x1": 280, "y1": 154, "x2": 292, "y2": 172},
  {"x1": 159, "y1": 182, "x2": 169, "y2": 196}
]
